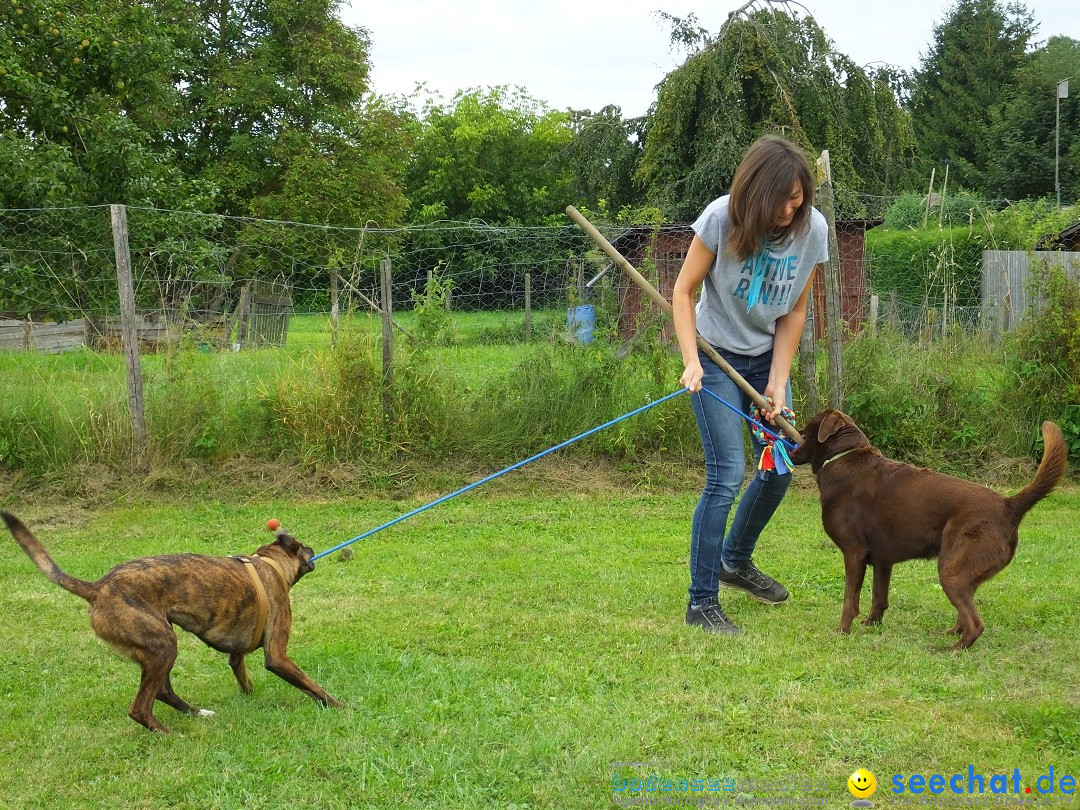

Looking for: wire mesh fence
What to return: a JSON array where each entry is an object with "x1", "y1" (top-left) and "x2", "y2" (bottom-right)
[
  {"x1": 0, "y1": 201, "x2": 1047, "y2": 352},
  {"x1": 0, "y1": 205, "x2": 603, "y2": 347},
  {"x1": 2, "y1": 201, "x2": 1077, "y2": 475}
]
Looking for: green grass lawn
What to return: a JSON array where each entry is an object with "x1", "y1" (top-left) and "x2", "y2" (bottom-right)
[{"x1": 1, "y1": 481, "x2": 1077, "y2": 809}]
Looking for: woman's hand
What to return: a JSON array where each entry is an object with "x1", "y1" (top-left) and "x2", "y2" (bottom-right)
[
  {"x1": 762, "y1": 382, "x2": 787, "y2": 423},
  {"x1": 681, "y1": 361, "x2": 705, "y2": 393}
]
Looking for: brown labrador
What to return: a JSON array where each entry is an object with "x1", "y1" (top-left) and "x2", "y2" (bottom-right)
[{"x1": 789, "y1": 410, "x2": 1067, "y2": 649}]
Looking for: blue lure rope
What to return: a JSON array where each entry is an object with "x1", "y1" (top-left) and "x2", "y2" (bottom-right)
[
  {"x1": 311, "y1": 387, "x2": 690, "y2": 561},
  {"x1": 697, "y1": 385, "x2": 799, "y2": 453}
]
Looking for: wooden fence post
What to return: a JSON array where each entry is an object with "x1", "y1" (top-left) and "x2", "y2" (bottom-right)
[
  {"x1": 234, "y1": 282, "x2": 251, "y2": 349},
  {"x1": 380, "y1": 258, "x2": 394, "y2": 436},
  {"x1": 330, "y1": 266, "x2": 340, "y2": 348},
  {"x1": 797, "y1": 300, "x2": 821, "y2": 417},
  {"x1": 110, "y1": 204, "x2": 147, "y2": 469},
  {"x1": 524, "y1": 272, "x2": 532, "y2": 341},
  {"x1": 816, "y1": 150, "x2": 845, "y2": 410}
]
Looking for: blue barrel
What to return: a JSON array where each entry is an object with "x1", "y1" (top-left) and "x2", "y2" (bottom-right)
[{"x1": 568, "y1": 304, "x2": 596, "y2": 344}]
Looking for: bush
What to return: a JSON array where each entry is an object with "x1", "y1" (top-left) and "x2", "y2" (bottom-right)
[
  {"x1": 866, "y1": 225, "x2": 987, "y2": 313},
  {"x1": 1002, "y1": 261, "x2": 1080, "y2": 459},
  {"x1": 842, "y1": 327, "x2": 1006, "y2": 466},
  {"x1": 881, "y1": 191, "x2": 992, "y2": 230},
  {"x1": 983, "y1": 200, "x2": 1079, "y2": 251}
]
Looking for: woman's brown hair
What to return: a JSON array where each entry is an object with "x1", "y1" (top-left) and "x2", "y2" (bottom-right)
[{"x1": 726, "y1": 135, "x2": 815, "y2": 262}]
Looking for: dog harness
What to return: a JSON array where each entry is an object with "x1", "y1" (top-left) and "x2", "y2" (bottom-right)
[{"x1": 233, "y1": 554, "x2": 291, "y2": 654}]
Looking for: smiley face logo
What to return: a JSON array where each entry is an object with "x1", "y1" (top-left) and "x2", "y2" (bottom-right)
[{"x1": 848, "y1": 768, "x2": 877, "y2": 799}]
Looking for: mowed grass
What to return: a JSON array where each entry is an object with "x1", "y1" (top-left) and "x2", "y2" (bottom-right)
[{"x1": 0, "y1": 482, "x2": 1078, "y2": 809}]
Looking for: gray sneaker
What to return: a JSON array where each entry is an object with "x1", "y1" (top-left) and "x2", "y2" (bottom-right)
[
  {"x1": 718, "y1": 560, "x2": 789, "y2": 604},
  {"x1": 685, "y1": 598, "x2": 741, "y2": 634}
]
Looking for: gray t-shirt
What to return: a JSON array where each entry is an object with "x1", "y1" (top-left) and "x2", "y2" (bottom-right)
[{"x1": 692, "y1": 194, "x2": 829, "y2": 356}]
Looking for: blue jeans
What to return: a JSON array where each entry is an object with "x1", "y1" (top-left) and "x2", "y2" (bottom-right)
[{"x1": 688, "y1": 348, "x2": 791, "y2": 605}]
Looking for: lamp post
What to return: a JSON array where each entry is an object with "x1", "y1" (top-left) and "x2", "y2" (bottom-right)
[{"x1": 1058, "y1": 78, "x2": 1071, "y2": 209}]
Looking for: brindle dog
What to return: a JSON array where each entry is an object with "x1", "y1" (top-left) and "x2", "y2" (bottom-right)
[
  {"x1": 789, "y1": 412, "x2": 1066, "y2": 649},
  {"x1": 3, "y1": 513, "x2": 343, "y2": 732}
]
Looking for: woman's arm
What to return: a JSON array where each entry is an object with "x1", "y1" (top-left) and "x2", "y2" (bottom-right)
[{"x1": 672, "y1": 235, "x2": 716, "y2": 392}]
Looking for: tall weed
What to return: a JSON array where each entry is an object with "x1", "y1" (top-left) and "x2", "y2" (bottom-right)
[{"x1": 842, "y1": 327, "x2": 1008, "y2": 466}]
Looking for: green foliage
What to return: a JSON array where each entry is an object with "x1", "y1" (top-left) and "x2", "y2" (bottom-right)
[
  {"x1": 865, "y1": 224, "x2": 987, "y2": 312},
  {"x1": 4, "y1": 307, "x2": 1079, "y2": 481},
  {"x1": 411, "y1": 267, "x2": 456, "y2": 347},
  {"x1": 561, "y1": 105, "x2": 647, "y2": 218},
  {"x1": 639, "y1": 9, "x2": 917, "y2": 220},
  {"x1": 842, "y1": 328, "x2": 1007, "y2": 464},
  {"x1": 1002, "y1": 261, "x2": 1080, "y2": 458},
  {"x1": 983, "y1": 200, "x2": 1080, "y2": 250},
  {"x1": 0, "y1": 0, "x2": 410, "y2": 229},
  {"x1": 987, "y1": 36, "x2": 1080, "y2": 203},
  {"x1": 908, "y1": 0, "x2": 1035, "y2": 193},
  {"x1": 881, "y1": 191, "x2": 992, "y2": 230},
  {"x1": 0, "y1": 0, "x2": 208, "y2": 208},
  {"x1": 405, "y1": 87, "x2": 574, "y2": 226}
]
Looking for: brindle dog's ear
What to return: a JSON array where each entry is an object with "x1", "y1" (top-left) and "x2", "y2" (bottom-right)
[
  {"x1": 817, "y1": 410, "x2": 851, "y2": 443},
  {"x1": 275, "y1": 529, "x2": 300, "y2": 554}
]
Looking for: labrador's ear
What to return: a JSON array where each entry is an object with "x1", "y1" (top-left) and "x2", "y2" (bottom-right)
[{"x1": 817, "y1": 410, "x2": 854, "y2": 443}]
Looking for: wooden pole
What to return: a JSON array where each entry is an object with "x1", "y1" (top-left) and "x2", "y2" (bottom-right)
[
  {"x1": 235, "y1": 282, "x2": 251, "y2": 349},
  {"x1": 816, "y1": 151, "x2": 844, "y2": 411},
  {"x1": 565, "y1": 205, "x2": 802, "y2": 443},
  {"x1": 922, "y1": 167, "x2": 935, "y2": 228},
  {"x1": 524, "y1": 271, "x2": 532, "y2": 341},
  {"x1": 337, "y1": 274, "x2": 414, "y2": 340},
  {"x1": 110, "y1": 204, "x2": 147, "y2": 469},
  {"x1": 797, "y1": 300, "x2": 821, "y2": 417},
  {"x1": 938, "y1": 162, "x2": 950, "y2": 228},
  {"x1": 380, "y1": 257, "x2": 393, "y2": 436},
  {"x1": 330, "y1": 266, "x2": 340, "y2": 348}
]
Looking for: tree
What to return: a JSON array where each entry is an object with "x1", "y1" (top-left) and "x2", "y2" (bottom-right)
[
  {"x1": 908, "y1": 0, "x2": 1035, "y2": 193},
  {"x1": 174, "y1": 0, "x2": 410, "y2": 227},
  {"x1": 987, "y1": 36, "x2": 1080, "y2": 203},
  {"x1": 0, "y1": 0, "x2": 208, "y2": 208},
  {"x1": 560, "y1": 105, "x2": 647, "y2": 217},
  {"x1": 638, "y1": 5, "x2": 917, "y2": 221},
  {"x1": 404, "y1": 86, "x2": 574, "y2": 226}
]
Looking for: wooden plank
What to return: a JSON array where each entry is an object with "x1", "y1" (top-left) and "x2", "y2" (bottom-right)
[
  {"x1": 0, "y1": 319, "x2": 89, "y2": 353},
  {"x1": 981, "y1": 250, "x2": 1080, "y2": 337},
  {"x1": 29, "y1": 320, "x2": 89, "y2": 338}
]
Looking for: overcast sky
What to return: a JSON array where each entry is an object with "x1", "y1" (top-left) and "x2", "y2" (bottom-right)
[{"x1": 339, "y1": 1, "x2": 1079, "y2": 118}]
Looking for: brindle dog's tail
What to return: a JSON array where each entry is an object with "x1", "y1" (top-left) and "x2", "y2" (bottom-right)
[
  {"x1": 2, "y1": 512, "x2": 99, "y2": 602},
  {"x1": 1007, "y1": 421, "x2": 1068, "y2": 523}
]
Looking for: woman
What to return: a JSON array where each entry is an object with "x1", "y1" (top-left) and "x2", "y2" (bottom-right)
[{"x1": 673, "y1": 135, "x2": 828, "y2": 634}]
